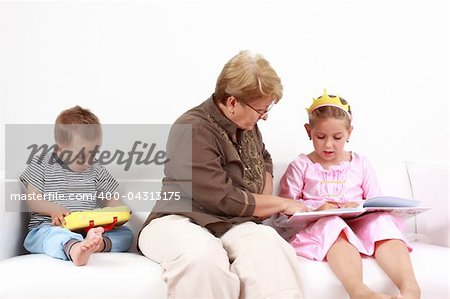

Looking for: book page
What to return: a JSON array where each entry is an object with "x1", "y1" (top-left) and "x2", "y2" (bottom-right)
[
  {"x1": 363, "y1": 206, "x2": 431, "y2": 219},
  {"x1": 286, "y1": 208, "x2": 365, "y2": 227},
  {"x1": 284, "y1": 206, "x2": 431, "y2": 227},
  {"x1": 363, "y1": 196, "x2": 421, "y2": 207}
]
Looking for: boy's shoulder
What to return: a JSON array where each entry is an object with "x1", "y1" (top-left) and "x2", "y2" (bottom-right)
[
  {"x1": 89, "y1": 160, "x2": 109, "y2": 172},
  {"x1": 27, "y1": 152, "x2": 57, "y2": 167}
]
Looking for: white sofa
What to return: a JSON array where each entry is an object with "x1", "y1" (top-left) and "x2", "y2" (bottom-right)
[{"x1": 0, "y1": 159, "x2": 449, "y2": 299}]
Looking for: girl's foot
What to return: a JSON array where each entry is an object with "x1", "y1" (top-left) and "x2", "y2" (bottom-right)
[
  {"x1": 399, "y1": 284, "x2": 421, "y2": 299},
  {"x1": 351, "y1": 287, "x2": 396, "y2": 299},
  {"x1": 70, "y1": 227, "x2": 104, "y2": 266}
]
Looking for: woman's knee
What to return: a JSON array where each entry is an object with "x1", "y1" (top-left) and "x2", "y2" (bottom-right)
[
  {"x1": 139, "y1": 215, "x2": 222, "y2": 263},
  {"x1": 181, "y1": 238, "x2": 230, "y2": 270},
  {"x1": 163, "y1": 239, "x2": 240, "y2": 298},
  {"x1": 252, "y1": 224, "x2": 287, "y2": 245}
]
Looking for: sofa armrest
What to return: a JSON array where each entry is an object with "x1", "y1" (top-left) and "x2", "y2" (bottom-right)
[
  {"x1": 0, "y1": 210, "x2": 28, "y2": 260},
  {"x1": 1, "y1": 173, "x2": 29, "y2": 260},
  {"x1": 406, "y1": 160, "x2": 449, "y2": 247}
]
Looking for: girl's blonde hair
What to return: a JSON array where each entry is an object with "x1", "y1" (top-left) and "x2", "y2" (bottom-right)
[
  {"x1": 214, "y1": 50, "x2": 282, "y2": 104},
  {"x1": 308, "y1": 95, "x2": 352, "y2": 129}
]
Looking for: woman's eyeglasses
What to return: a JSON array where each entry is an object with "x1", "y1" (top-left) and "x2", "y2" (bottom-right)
[{"x1": 241, "y1": 101, "x2": 274, "y2": 118}]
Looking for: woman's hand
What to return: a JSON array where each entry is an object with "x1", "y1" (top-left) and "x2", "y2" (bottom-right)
[
  {"x1": 50, "y1": 205, "x2": 70, "y2": 226},
  {"x1": 281, "y1": 199, "x2": 307, "y2": 215}
]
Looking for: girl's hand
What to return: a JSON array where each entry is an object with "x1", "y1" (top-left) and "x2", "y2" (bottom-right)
[
  {"x1": 316, "y1": 202, "x2": 339, "y2": 211},
  {"x1": 338, "y1": 201, "x2": 360, "y2": 209},
  {"x1": 50, "y1": 206, "x2": 70, "y2": 226},
  {"x1": 282, "y1": 200, "x2": 308, "y2": 215}
]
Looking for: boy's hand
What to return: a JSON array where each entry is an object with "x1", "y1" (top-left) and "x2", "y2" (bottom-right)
[{"x1": 50, "y1": 206, "x2": 70, "y2": 226}]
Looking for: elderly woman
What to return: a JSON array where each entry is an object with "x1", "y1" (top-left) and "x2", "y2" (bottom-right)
[{"x1": 138, "y1": 51, "x2": 306, "y2": 298}]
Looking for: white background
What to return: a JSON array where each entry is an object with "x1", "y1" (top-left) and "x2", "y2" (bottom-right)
[{"x1": 1, "y1": 0, "x2": 449, "y2": 171}]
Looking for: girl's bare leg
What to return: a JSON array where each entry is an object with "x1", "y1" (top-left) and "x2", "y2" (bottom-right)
[
  {"x1": 327, "y1": 232, "x2": 396, "y2": 299},
  {"x1": 374, "y1": 240, "x2": 420, "y2": 299}
]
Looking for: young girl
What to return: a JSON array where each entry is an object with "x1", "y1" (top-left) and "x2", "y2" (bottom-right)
[{"x1": 275, "y1": 90, "x2": 420, "y2": 299}]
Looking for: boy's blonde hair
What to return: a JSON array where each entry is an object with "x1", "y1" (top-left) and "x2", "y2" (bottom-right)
[
  {"x1": 308, "y1": 96, "x2": 352, "y2": 129},
  {"x1": 214, "y1": 50, "x2": 283, "y2": 104},
  {"x1": 54, "y1": 106, "x2": 102, "y2": 145}
]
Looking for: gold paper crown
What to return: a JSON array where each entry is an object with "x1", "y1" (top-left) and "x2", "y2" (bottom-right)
[{"x1": 306, "y1": 89, "x2": 351, "y2": 118}]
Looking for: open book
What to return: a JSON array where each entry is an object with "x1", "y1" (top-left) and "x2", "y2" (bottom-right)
[{"x1": 285, "y1": 196, "x2": 431, "y2": 227}]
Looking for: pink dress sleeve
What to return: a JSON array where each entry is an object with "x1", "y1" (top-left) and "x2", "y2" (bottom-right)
[
  {"x1": 278, "y1": 155, "x2": 326, "y2": 211},
  {"x1": 361, "y1": 156, "x2": 383, "y2": 199},
  {"x1": 273, "y1": 156, "x2": 306, "y2": 235},
  {"x1": 278, "y1": 157, "x2": 305, "y2": 200}
]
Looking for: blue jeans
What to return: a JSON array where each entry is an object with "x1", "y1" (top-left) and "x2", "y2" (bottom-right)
[{"x1": 24, "y1": 225, "x2": 133, "y2": 261}]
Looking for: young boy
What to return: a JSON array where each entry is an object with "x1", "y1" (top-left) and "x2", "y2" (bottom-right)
[{"x1": 20, "y1": 106, "x2": 133, "y2": 266}]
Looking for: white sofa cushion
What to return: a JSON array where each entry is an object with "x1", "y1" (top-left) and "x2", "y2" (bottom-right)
[
  {"x1": 0, "y1": 243, "x2": 448, "y2": 299},
  {"x1": 0, "y1": 253, "x2": 167, "y2": 299},
  {"x1": 1, "y1": 162, "x2": 449, "y2": 299}
]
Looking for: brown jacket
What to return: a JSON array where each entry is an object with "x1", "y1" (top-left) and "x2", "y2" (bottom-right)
[{"x1": 141, "y1": 95, "x2": 273, "y2": 238}]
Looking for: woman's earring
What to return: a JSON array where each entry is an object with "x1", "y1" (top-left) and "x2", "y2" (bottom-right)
[
  {"x1": 231, "y1": 110, "x2": 234, "y2": 114},
  {"x1": 347, "y1": 140, "x2": 349, "y2": 143}
]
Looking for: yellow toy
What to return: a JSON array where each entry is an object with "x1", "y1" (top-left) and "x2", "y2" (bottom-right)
[{"x1": 63, "y1": 205, "x2": 131, "y2": 232}]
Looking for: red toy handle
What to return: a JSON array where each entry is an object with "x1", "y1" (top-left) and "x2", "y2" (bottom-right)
[
  {"x1": 103, "y1": 217, "x2": 118, "y2": 231},
  {"x1": 84, "y1": 217, "x2": 118, "y2": 233}
]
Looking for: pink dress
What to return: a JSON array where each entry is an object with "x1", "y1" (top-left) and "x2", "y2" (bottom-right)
[{"x1": 274, "y1": 152, "x2": 411, "y2": 261}]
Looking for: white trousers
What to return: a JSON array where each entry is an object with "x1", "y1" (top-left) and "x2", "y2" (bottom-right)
[{"x1": 139, "y1": 215, "x2": 303, "y2": 299}]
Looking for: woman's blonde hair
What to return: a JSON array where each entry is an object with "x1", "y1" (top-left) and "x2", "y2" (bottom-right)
[
  {"x1": 54, "y1": 105, "x2": 102, "y2": 145},
  {"x1": 214, "y1": 50, "x2": 282, "y2": 104},
  {"x1": 308, "y1": 96, "x2": 352, "y2": 129}
]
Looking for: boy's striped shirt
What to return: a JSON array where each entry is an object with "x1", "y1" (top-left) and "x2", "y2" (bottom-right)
[{"x1": 20, "y1": 152, "x2": 119, "y2": 230}]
